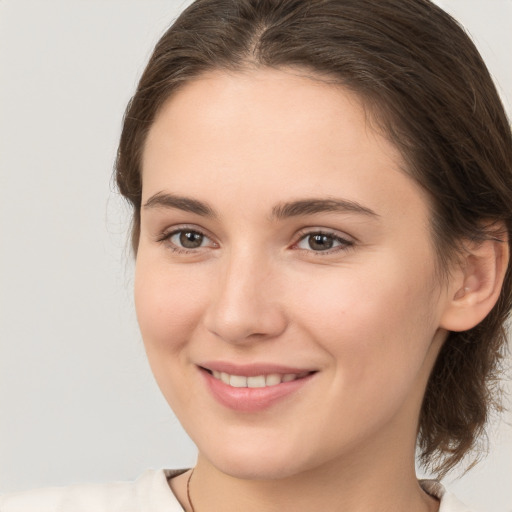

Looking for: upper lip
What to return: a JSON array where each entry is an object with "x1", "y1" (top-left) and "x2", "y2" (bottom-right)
[{"x1": 199, "y1": 361, "x2": 316, "y2": 376}]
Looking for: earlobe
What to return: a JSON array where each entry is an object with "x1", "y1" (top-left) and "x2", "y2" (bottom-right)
[{"x1": 440, "y1": 232, "x2": 509, "y2": 332}]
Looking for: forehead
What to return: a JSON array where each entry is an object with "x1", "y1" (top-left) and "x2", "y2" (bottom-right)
[
  {"x1": 141, "y1": 67, "x2": 429, "y2": 224},
  {"x1": 145, "y1": 67, "x2": 394, "y2": 161}
]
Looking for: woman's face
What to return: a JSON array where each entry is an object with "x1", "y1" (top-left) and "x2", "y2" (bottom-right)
[{"x1": 135, "y1": 68, "x2": 453, "y2": 479}]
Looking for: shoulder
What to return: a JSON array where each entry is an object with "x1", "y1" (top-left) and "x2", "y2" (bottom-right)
[
  {"x1": 0, "y1": 469, "x2": 186, "y2": 512},
  {"x1": 420, "y1": 479, "x2": 477, "y2": 512}
]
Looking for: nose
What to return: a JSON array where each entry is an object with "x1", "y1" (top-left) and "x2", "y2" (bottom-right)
[{"x1": 202, "y1": 250, "x2": 287, "y2": 344}]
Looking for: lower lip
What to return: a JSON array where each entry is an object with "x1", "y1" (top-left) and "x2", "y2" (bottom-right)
[{"x1": 201, "y1": 369, "x2": 315, "y2": 412}]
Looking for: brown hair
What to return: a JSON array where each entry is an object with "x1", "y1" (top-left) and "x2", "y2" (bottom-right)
[{"x1": 116, "y1": 0, "x2": 512, "y2": 476}]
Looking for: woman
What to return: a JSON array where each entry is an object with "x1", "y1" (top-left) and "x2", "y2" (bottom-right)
[{"x1": 1, "y1": 0, "x2": 511, "y2": 511}]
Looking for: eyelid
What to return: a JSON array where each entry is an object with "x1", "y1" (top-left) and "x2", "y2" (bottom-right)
[
  {"x1": 155, "y1": 224, "x2": 355, "y2": 255},
  {"x1": 156, "y1": 224, "x2": 218, "y2": 252},
  {"x1": 292, "y1": 227, "x2": 356, "y2": 253}
]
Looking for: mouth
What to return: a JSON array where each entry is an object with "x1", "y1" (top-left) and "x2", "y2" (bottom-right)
[
  {"x1": 198, "y1": 363, "x2": 317, "y2": 412},
  {"x1": 201, "y1": 367, "x2": 314, "y2": 388}
]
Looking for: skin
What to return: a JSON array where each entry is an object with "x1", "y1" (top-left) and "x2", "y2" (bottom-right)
[{"x1": 135, "y1": 67, "x2": 469, "y2": 512}]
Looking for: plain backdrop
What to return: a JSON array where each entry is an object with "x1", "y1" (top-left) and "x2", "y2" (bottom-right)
[{"x1": 0, "y1": 1, "x2": 511, "y2": 511}]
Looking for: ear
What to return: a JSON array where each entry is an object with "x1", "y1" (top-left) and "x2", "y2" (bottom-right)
[{"x1": 440, "y1": 230, "x2": 509, "y2": 332}]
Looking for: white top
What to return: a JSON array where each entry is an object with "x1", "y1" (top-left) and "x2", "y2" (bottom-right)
[{"x1": 0, "y1": 469, "x2": 474, "y2": 512}]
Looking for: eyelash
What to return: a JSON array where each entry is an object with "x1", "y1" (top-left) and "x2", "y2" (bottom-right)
[
  {"x1": 156, "y1": 226, "x2": 216, "y2": 254},
  {"x1": 293, "y1": 229, "x2": 355, "y2": 255},
  {"x1": 157, "y1": 226, "x2": 355, "y2": 255}
]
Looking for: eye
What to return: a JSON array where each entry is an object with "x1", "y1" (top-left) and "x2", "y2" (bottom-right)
[
  {"x1": 158, "y1": 227, "x2": 217, "y2": 253},
  {"x1": 296, "y1": 231, "x2": 353, "y2": 252},
  {"x1": 171, "y1": 230, "x2": 207, "y2": 249}
]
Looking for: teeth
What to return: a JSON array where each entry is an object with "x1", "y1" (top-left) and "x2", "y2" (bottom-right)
[
  {"x1": 229, "y1": 375, "x2": 247, "y2": 388},
  {"x1": 265, "y1": 374, "x2": 281, "y2": 386},
  {"x1": 247, "y1": 375, "x2": 266, "y2": 388},
  {"x1": 209, "y1": 370, "x2": 308, "y2": 388}
]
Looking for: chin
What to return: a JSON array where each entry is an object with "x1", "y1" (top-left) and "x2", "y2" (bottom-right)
[
  {"x1": 212, "y1": 457, "x2": 306, "y2": 481},
  {"x1": 198, "y1": 437, "x2": 323, "y2": 481}
]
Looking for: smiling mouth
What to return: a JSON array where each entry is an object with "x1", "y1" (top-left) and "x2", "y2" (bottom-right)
[{"x1": 201, "y1": 368, "x2": 314, "y2": 388}]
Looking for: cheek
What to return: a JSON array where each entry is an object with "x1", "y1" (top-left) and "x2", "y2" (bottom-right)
[
  {"x1": 289, "y1": 256, "x2": 439, "y2": 393},
  {"x1": 134, "y1": 258, "x2": 214, "y2": 414},
  {"x1": 134, "y1": 258, "x2": 209, "y2": 356}
]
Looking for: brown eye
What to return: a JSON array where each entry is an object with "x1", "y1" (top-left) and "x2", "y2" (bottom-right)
[
  {"x1": 307, "y1": 234, "x2": 334, "y2": 251},
  {"x1": 165, "y1": 229, "x2": 213, "y2": 251},
  {"x1": 178, "y1": 231, "x2": 204, "y2": 249},
  {"x1": 296, "y1": 231, "x2": 353, "y2": 253}
]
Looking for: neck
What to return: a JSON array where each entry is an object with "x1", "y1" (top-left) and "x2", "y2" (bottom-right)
[{"x1": 183, "y1": 437, "x2": 438, "y2": 512}]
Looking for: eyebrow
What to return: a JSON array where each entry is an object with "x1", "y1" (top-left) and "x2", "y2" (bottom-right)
[
  {"x1": 143, "y1": 192, "x2": 378, "y2": 220},
  {"x1": 271, "y1": 198, "x2": 379, "y2": 220},
  {"x1": 143, "y1": 192, "x2": 217, "y2": 217}
]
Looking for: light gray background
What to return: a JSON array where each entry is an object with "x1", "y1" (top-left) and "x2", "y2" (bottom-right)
[{"x1": 0, "y1": 1, "x2": 511, "y2": 510}]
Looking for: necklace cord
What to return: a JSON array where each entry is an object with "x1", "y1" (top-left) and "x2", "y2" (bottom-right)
[{"x1": 186, "y1": 468, "x2": 196, "y2": 512}]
